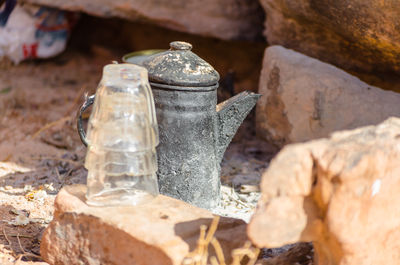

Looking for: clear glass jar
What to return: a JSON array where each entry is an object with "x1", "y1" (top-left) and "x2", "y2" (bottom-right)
[{"x1": 84, "y1": 63, "x2": 159, "y2": 206}]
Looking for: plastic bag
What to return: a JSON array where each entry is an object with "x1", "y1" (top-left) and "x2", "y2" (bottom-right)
[{"x1": 0, "y1": 1, "x2": 77, "y2": 64}]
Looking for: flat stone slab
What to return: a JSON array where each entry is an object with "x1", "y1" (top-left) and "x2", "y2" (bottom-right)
[{"x1": 40, "y1": 185, "x2": 248, "y2": 265}]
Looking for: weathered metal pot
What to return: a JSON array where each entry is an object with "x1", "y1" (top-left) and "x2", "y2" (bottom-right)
[{"x1": 130, "y1": 41, "x2": 260, "y2": 209}]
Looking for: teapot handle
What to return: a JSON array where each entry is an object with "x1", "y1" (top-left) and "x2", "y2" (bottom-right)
[{"x1": 77, "y1": 94, "x2": 95, "y2": 147}]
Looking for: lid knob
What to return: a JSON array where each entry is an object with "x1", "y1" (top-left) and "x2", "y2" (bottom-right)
[
  {"x1": 141, "y1": 41, "x2": 219, "y2": 87},
  {"x1": 169, "y1": 41, "x2": 192, "y2": 51}
]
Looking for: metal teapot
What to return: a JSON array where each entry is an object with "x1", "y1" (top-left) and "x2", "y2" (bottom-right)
[{"x1": 78, "y1": 41, "x2": 260, "y2": 209}]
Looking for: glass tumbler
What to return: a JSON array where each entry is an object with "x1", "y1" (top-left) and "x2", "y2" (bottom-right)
[{"x1": 81, "y1": 63, "x2": 159, "y2": 206}]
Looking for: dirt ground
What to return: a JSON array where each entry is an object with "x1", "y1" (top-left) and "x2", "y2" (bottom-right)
[{"x1": 0, "y1": 49, "x2": 115, "y2": 264}]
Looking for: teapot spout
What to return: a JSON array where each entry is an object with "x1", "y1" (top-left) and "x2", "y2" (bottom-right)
[{"x1": 216, "y1": 91, "x2": 261, "y2": 162}]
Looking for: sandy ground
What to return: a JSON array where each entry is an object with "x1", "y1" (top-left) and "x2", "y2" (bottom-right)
[{"x1": 0, "y1": 50, "x2": 110, "y2": 264}]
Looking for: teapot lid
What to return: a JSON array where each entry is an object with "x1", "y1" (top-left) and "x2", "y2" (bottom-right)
[{"x1": 141, "y1": 41, "x2": 220, "y2": 87}]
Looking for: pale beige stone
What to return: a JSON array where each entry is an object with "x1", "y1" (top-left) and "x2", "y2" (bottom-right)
[
  {"x1": 248, "y1": 117, "x2": 400, "y2": 265},
  {"x1": 41, "y1": 185, "x2": 247, "y2": 265},
  {"x1": 256, "y1": 45, "x2": 400, "y2": 146}
]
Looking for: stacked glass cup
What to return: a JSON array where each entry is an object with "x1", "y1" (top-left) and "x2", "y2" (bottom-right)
[{"x1": 84, "y1": 64, "x2": 159, "y2": 206}]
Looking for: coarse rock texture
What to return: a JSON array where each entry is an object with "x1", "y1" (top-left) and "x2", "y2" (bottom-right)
[
  {"x1": 41, "y1": 185, "x2": 248, "y2": 265},
  {"x1": 248, "y1": 117, "x2": 400, "y2": 265},
  {"x1": 259, "y1": 0, "x2": 400, "y2": 81},
  {"x1": 256, "y1": 46, "x2": 400, "y2": 146},
  {"x1": 21, "y1": 0, "x2": 264, "y2": 41}
]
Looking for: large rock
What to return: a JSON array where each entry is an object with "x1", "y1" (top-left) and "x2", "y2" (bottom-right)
[
  {"x1": 256, "y1": 46, "x2": 400, "y2": 146},
  {"x1": 260, "y1": 0, "x2": 400, "y2": 79},
  {"x1": 248, "y1": 117, "x2": 400, "y2": 265},
  {"x1": 41, "y1": 185, "x2": 248, "y2": 265},
  {"x1": 21, "y1": 0, "x2": 264, "y2": 41}
]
